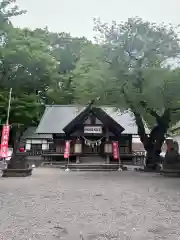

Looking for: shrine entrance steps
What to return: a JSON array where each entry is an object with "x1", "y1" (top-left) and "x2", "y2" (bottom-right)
[
  {"x1": 80, "y1": 155, "x2": 105, "y2": 164},
  {"x1": 41, "y1": 155, "x2": 145, "y2": 171},
  {"x1": 41, "y1": 162, "x2": 145, "y2": 171},
  {"x1": 66, "y1": 155, "x2": 119, "y2": 171},
  {"x1": 41, "y1": 162, "x2": 119, "y2": 171},
  {"x1": 65, "y1": 163, "x2": 119, "y2": 171}
]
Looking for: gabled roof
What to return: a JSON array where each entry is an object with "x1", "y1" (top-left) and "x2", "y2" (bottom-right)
[
  {"x1": 62, "y1": 105, "x2": 92, "y2": 134},
  {"x1": 63, "y1": 106, "x2": 124, "y2": 135},
  {"x1": 36, "y1": 105, "x2": 149, "y2": 135},
  {"x1": 22, "y1": 127, "x2": 53, "y2": 140}
]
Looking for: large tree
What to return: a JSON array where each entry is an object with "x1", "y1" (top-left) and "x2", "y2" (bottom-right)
[
  {"x1": 72, "y1": 43, "x2": 116, "y2": 104},
  {"x1": 74, "y1": 17, "x2": 180, "y2": 169},
  {"x1": 29, "y1": 29, "x2": 90, "y2": 104},
  {"x1": 0, "y1": 2, "x2": 60, "y2": 162},
  {"x1": 0, "y1": 25, "x2": 59, "y2": 124}
]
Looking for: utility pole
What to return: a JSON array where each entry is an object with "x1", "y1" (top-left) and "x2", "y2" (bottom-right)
[{"x1": 6, "y1": 88, "x2": 12, "y2": 125}]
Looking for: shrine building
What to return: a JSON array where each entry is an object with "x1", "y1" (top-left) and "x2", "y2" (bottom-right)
[{"x1": 34, "y1": 104, "x2": 148, "y2": 165}]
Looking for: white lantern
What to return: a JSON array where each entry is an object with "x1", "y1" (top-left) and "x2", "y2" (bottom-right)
[
  {"x1": 74, "y1": 140, "x2": 82, "y2": 154},
  {"x1": 104, "y1": 142, "x2": 112, "y2": 154},
  {"x1": 42, "y1": 143, "x2": 49, "y2": 150},
  {"x1": 25, "y1": 143, "x2": 31, "y2": 150}
]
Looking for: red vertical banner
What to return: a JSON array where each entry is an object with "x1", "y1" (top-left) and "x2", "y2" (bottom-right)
[
  {"x1": 64, "y1": 140, "x2": 70, "y2": 159},
  {"x1": 112, "y1": 141, "x2": 119, "y2": 160},
  {"x1": 0, "y1": 124, "x2": 10, "y2": 158}
]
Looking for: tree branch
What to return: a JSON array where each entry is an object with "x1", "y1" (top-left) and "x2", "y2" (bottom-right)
[
  {"x1": 171, "y1": 107, "x2": 180, "y2": 113},
  {"x1": 133, "y1": 111, "x2": 149, "y2": 144},
  {"x1": 125, "y1": 48, "x2": 156, "y2": 63},
  {"x1": 140, "y1": 100, "x2": 161, "y2": 119},
  {"x1": 140, "y1": 101, "x2": 171, "y2": 132},
  {"x1": 121, "y1": 83, "x2": 148, "y2": 143}
]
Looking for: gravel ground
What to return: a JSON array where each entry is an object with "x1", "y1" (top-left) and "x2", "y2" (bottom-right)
[{"x1": 0, "y1": 168, "x2": 180, "y2": 240}]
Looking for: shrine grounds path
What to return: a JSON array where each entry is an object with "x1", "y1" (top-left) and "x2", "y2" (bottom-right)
[{"x1": 0, "y1": 169, "x2": 180, "y2": 240}]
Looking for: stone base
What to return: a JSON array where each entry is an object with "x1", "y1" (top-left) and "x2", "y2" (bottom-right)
[
  {"x1": 160, "y1": 164, "x2": 180, "y2": 177},
  {"x1": 2, "y1": 168, "x2": 32, "y2": 177},
  {"x1": 121, "y1": 165, "x2": 128, "y2": 171}
]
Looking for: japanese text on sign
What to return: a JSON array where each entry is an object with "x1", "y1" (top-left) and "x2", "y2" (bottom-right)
[
  {"x1": 84, "y1": 126, "x2": 102, "y2": 134},
  {"x1": 64, "y1": 141, "x2": 70, "y2": 159},
  {"x1": 112, "y1": 141, "x2": 119, "y2": 159},
  {"x1": 0, "y1": 124, "x2": 10, "y2": 158}
]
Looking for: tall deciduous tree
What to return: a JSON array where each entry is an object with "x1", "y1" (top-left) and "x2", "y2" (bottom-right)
[
  {"x1": 74, "y1": 17, "x2": 180, "y2": 169},
  {"x1": 30, "y1": 29, "x2": 90, "y2": 104},
  {"x1": 72, "y1": 44, "x2": 116, "y2": 104},
  {"x1": 0, "y1": 2, "x2": 59, "y2": 155}
]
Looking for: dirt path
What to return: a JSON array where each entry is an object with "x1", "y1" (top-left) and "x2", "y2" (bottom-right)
[{"x1": 0, "y1": 168, "x2": 180, "y2": 239}]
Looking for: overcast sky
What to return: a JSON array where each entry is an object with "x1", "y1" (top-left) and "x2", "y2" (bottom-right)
[{"x1": 12, "y1": 0, "x2": 180, "y2": 40}]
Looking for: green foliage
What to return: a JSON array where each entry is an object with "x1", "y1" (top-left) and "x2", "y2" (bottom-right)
[
  {"x1": 0, "y1": 27, "x2": 59, "y2": 93},
  {"x1": 45, "y1": 32, "x2": 90, "y2": 104},
  {"x1": 0, "y1": 0, "x2": 26, "y2": 19},
  {"x1": 72, "y1": 44, "x2": 114, "y2": 104},
  {"x1": 1, "y1": 4, "x2": 180, "y2": 138},
  {"x1": 0, "y1": 91, "x2": 43, "y2": 125},
  {"x1": 0, "y1": 0, "x2": 26, "y2": 44},
  {"x1": 0, "y1": 2, "x2": 90, "y2": 127},
  {"x1": 73, "y1": 17, "x2": 180, "y2": 128},
  {"x1": 0, "y1": 1, "x2": 57, "y2": 127}
]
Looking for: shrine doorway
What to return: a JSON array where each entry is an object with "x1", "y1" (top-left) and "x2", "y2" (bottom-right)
[{"x1": 82, "y1": 136, "x2": 104, "y2": 155}]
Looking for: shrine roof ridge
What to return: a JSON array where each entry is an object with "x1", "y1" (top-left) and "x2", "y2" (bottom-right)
[{"x1": 36, "y1": 105, "x2": 149, "y2": 135}]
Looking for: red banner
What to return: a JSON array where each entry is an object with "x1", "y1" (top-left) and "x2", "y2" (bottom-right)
[
  {"x1": 0, "y1": 124, "x2": 10, "y2": 158},
  {"x1": 112, "y1": 141, "x2": 119, "y2": 159},
  {"x1": 64, "y1": 141, "x2": 70, "y2": 159}
]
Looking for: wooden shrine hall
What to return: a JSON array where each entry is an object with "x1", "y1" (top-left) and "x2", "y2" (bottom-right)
[{"x1": 35, "y1": 104, "x2": 147, "y2": 165}]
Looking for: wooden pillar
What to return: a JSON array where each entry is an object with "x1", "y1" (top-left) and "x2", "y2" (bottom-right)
[
  {"x1": 104, "y1": 128, "x2": 111, "y2": 164},
  {"x1": 105, "y1": 137, "x2": 110, "y2": 164}
]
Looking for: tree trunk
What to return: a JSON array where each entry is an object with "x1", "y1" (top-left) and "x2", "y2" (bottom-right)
[
  {"x1": 121, "y1": 84, "x2": 170, "y2": 170},
  {"x1": 133, "y1": 111, "x2": 168, "y2": 170},
  {"x1": 142, "y1": 128, "x2": 166, "y2": 170},
  {"x1": 145, "y1": 145, "x2": 162, "y2": 169}
]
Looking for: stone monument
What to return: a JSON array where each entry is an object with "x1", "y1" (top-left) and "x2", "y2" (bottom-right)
[{"x1": 161, "y1": 137, "x2": 180, "y2": 176}]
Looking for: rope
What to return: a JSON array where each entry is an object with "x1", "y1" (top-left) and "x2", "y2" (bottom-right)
[{"x1": 82, "y1": 136, "x2": 104, "y2": 147}]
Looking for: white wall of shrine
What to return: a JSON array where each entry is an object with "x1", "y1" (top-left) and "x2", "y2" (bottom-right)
[{"x1": 25, "y1": 139, "x2": 49, "y2": 150}]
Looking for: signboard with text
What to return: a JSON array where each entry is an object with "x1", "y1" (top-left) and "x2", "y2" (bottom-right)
[
  {"x1": 84, "y1": 126, "x2": 102, "y2": 134},
  {"x1": 0, "y1": 124, "x2": 10, "y2": 158}
]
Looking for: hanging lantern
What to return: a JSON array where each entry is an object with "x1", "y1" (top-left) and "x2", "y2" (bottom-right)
[
  {"x1": 104, "y1": 141, "x2": 112, "y2": 154},
  {"x1": 74, "y1": 139, "x2": 82, "y2": 154}
]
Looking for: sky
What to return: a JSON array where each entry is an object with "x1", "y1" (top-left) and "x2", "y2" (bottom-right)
[{"x1": 12, "y1": 0, "x2": 180, "y2": 40}]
